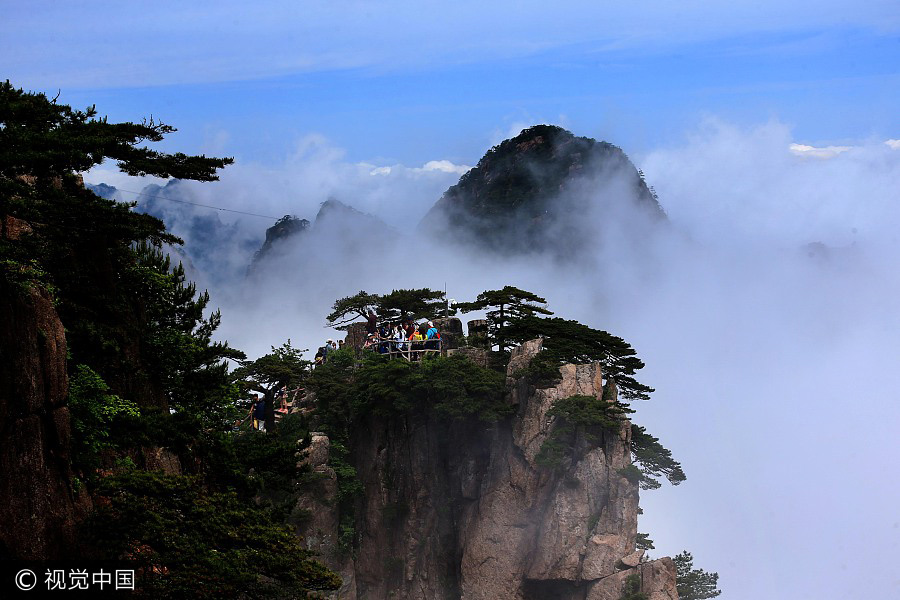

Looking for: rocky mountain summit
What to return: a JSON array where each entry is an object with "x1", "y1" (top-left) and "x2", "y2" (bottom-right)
[
  {"x1": 244, "y1": 124, "x2": 666, "y2": 272},
  {"x1": 298, "y1": 334, "x2": 677, "y2": 600},
  {"x1": 248, "y1": 198, "x2": 390, "y2": 274},
  {"x1": 425, "y1": 125, "x2": 665, "y2": 256}
]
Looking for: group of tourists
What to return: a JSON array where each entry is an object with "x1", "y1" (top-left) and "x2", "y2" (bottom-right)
[
  {"x1": 244, "y1": 386, "x2": 294, "y2": 431},
  {"x1": 362, "y1": 311, "x2": 441, "y2": 356},
  {"x1": 244, "y1": 311, "x2": 446, "y2": 430},
  {"x1": 313, "y1": 338, "x2": 344, "y2": 366}
]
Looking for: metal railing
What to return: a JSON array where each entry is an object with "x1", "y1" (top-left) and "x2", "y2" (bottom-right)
[{"x1": 363, "y1": 337, "x2": 443, "y2": 361}]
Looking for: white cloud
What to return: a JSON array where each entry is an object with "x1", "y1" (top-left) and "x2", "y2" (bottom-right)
[
  {"x1": 640, "y1": 119, "x2": 900, "y2": 247},
  {"x1": 368, "y1": 159, "x2": 470, "y2": 177},
  {"x1": 80, "y1": 118, "x2": 900, "y2": 600},
  {"x1": 788, "y1": 142, "x2": 852, "y2": 158},
  {"x1": 420, "y1": 160, "x2": 471, "y2": 175},
  {"x1": 885, "y1": 139, "x2": 900, "y2": 149}
]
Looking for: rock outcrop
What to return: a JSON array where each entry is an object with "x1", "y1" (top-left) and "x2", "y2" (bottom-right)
[
  {"x1": 0, "y1": 278, "x2": 84, "y2": 559},
  {"x1": 295, "y1": 339, "x2": 677, "y2": 599}
]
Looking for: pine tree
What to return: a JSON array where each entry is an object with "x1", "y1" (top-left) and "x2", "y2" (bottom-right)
[
  {"x1": 230, "y1": 341, "x2": 310, "y2": 431},
  {"x1": 326, "y1": 288, "x2": 445, "y2": 329},
  {"x1": 0, "y1": 81, "x2": 236, "y2": 409},
  {"x1": 456, "y1": 285, "x2": 553, "y2": 355},
  {"x1": 674, "y1": 551, "x2": 722, "y2": 600}
]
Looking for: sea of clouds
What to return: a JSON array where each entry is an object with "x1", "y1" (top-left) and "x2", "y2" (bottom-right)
[{"x1": 85, "y1": 119, "x2": 900, "y2": 599}]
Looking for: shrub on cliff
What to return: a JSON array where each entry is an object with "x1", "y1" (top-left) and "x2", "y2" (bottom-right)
[
  {"x1": 512, "y1": 316, "x2": 654, "y2": 401},
  {"x1": 308, "y1": 352, "x2": 509, "y2": 428},
  {"x1": 536, "y1": 394, "x2": 632, "y2": 468},
  {"x1": 84, "y1": 471, "x2": 341, "y2": 599},
  {"x1": 326, "y1": 288, "x2": 446, "y2": 329},
  {"x1": 68, "y1": 364, "x2": 140, "y2": 474}
]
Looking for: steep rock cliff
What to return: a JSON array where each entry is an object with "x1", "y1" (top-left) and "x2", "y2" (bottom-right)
[
  {"x1": 0, "y1": 277, "x2": 84, "y2": 559},
  {"x1": 297, "y1": 339, "x2": 677, "y2": 599}
]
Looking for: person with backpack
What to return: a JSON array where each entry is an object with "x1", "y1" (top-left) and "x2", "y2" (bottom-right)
[{"x1": 425, "y1": 321, "x2": 440, "y2": 351}]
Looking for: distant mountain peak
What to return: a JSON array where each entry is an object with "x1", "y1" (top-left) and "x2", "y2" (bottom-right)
[{"x1": 425, "y1": 124, "x2": 664, "y2": 255}]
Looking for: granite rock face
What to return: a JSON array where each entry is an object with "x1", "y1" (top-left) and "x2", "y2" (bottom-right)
[
  {"x1": 295, "y1": 339, "x2": 677, "y2": 599},
  {"x1": 0, "y1": 281, "x2": 84, "y2": 559}
]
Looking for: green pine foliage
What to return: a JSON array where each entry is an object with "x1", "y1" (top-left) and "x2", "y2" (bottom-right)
[
  {"x1": 307, "y1": 350, "x2": 509, "y2": 433},
  {"x1": 536, "y1": 394, "x2": 632, "y2": 469},
  {"x1": 85, "y1": 471, "x2": 341, "y2": 599},
  {"x1": 619, "y1": 574, "x2": 649, "y2": 600},
  {"x1": 634, "y1": 532, "x2": 655, "y2": 551},
  {"x1": 304, "y1": 349, "x2": 508, "y2": 555},
  {"x1": 230, "y1": 341, "x2": 309, "y2": 430},
  {"x1": 2, "y1": 83, "x2": 340, "y2": 590},
  {"x1": 511, "y1": 316, "x2": 654, "y2": 401},
  {"x1": 674, "y1": 551, "x2": 721, "y2": 600},
  {"x1": 326, "y1": 288, "x2": 445, "y2": 329},
  {"x1": 0, "y1": 80, "x2": 232, "y2": 183},
  {"x1": 128, "y1": 242, "x2": 244, "y2": 420},
  {"x1": 68, "y1": 364, "x2": 141, "y2": 473},
  {"x1": 630, "y1": 424, "x2": 686, "y2": 489},
  {"x1": 456, "y1": 285, "x2": 553, "y2": 355},
  {"x1": 351, "y1": 353, "x2": 510, "y2": 421}
]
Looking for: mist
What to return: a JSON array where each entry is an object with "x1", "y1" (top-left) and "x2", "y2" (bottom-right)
[{"x1": 85, "y1": 119, "x2": 900, "y2": 599}]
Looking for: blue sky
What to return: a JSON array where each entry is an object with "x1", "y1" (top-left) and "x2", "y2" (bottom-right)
[{"x1": 3, "y1": 1, "x2": 899, "y2": 164}]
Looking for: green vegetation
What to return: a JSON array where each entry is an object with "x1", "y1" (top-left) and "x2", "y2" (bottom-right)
[
  {"x1": 634, "y1": 532, "x2": 655, "y2": 551},
  {"x1": 511, "y1": 316, "x2": 654, "y2": 401},
  {"x1": 307, "y1": 349, "x2": 508, "y2": 430},
  {"x1": 535, "y1": 394, "x2": 631, "y2": 469},
  {"x1": 456, "y1": 285, "x2": 552, "y2": 355},
  {"x1": 630, "y1": 424, "x2": 686, "y2": 489},
  {"x1": 303, "y1": 344, "x2": 509, "y2": 554},
  {"x1": 230, "y1": 341, "x2": 309, "y2": 430},
  {"x1": 326, "y1": 287, "x2": 446, "y2": 329},
  {"x1": 619, "y1": 573, "x2": 648, "y2": 600},
  {"x1": 0, "y1": 83, "x2": 339, "y2": 594},
  {"x1": 674, "y1": 551, "x2": 721, "y2": 600},
  {"x1": 85, "y1": 471, "x2": 341, "y2": 599},
  {"x1": 67, "y1": 364, "x2": 140, "y2": 474}
]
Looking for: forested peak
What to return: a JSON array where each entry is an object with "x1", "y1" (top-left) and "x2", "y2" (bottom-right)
[{"x1": 424, "y1": 124, "x2": 664, "y2": 255}]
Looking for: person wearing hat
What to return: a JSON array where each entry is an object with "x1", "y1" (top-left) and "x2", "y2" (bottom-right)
[
  {"x1": 322, "y1": 339, "x2": 336, "y2": 362},
  {"x1": 425, "y1": 321, "x2": 440, "y2": 351}
]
